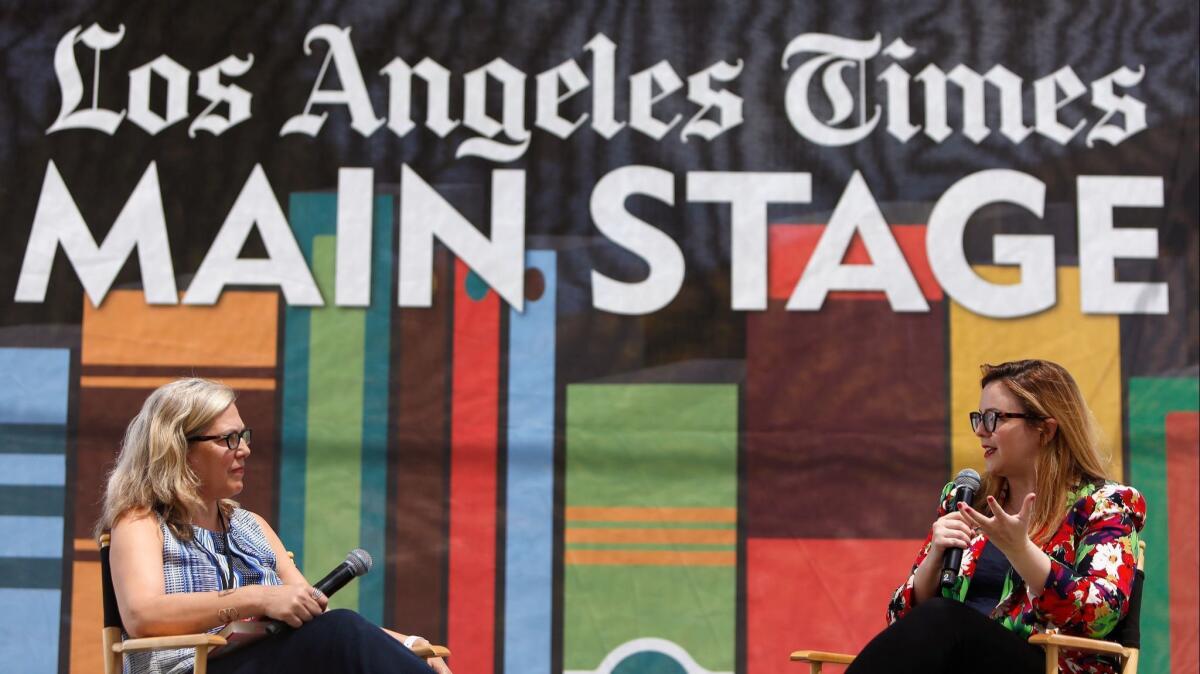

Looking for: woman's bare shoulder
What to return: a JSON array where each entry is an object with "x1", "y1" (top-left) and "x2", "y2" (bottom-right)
[{"x1": 110, "y1": 507, "x2": 161, "y2": 537}]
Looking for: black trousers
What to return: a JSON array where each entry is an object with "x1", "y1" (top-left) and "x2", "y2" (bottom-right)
[
  {"x1": 207, "y1": 609, "x2": 433, "y2": 674},
  {"x1": 845, "y1": 598, "x2": 1044, "y2": 674}
]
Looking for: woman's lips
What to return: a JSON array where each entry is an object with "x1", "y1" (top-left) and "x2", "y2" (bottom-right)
[{"x1": 983, "y1": 447, "x2": 997, "y2": 458}]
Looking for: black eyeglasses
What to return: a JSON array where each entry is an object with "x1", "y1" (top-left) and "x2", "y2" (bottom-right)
[
  {"x1": 970, "y1": 410, "x2": 1042, "y2": 433},
  {"x1": 187, "y1": 428, "x2": 252, "y2": 450}
]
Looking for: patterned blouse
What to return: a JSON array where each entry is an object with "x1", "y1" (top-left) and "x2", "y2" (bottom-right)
[
  {"x1": 124, "y1": 508, "x2": 284, "y2": 674},
  {"x1": 887, "y1": 480, "x2": 1146, "y2": 674}
]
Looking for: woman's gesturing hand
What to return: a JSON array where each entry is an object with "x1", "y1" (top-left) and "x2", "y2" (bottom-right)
[
  {"x1": 929, "y1": 510, "x2": 975, "y2": 556},
  {"x1": 959, "y1": 493, "x2": 1035, "y2": 558},
  {"x1": 257, "y1": 584, "x2": 328, "y2": 627}
]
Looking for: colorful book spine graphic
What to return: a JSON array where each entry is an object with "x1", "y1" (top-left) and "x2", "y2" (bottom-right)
[
  {"x1": 0, "y1": 347, "x2": 70, "y2": 674},
  {"x1": 1129, "y1": 377, "x2": 1199, "y2": 674},
  {"x1": 280, "y1": 192, "x2": 392, "y2": 622},
  {"x1": 503, "y1": 251, "x2": 558, "y2": 674},
  {"x1": 446, "y1": 260, "x2": 502, "y2": 674},
  {"x1": 746, "y1": 223, "x2": 947, "y2": 673},
  {"x1": 388, "y1": 248, "x2": 453, "y2": 641},
  {"x1": 564, "y1": 384, "x2": 738, "y2": 674}
]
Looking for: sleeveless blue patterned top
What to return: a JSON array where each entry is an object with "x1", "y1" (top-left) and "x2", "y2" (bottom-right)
[{"x1": 123, "y1": 508, "x2": 283, "y2": 674}]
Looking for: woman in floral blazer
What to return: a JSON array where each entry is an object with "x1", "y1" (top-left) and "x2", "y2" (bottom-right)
[{"x1": 848, "y1": 360, "x2": 1146, "y2": 674}]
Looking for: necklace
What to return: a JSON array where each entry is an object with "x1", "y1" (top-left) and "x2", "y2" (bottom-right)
[{"x1": 217, "y1": 510, "x2": 236, "y2": 591}]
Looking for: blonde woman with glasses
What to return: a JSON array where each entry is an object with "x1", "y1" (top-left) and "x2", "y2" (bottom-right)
[{"x1": 97, "y1": 378, "x2": 451, "y2": 674}]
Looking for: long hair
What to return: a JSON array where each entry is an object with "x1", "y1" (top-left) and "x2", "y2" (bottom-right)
[
  {"x1": 973, "y1": 360, "x2": 1109, "y2": 545},
  {"x1": 95, "y1": 378, "x2": 239, "y2": 542}
]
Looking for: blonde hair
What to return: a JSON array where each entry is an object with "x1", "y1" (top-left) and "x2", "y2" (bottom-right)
[
  {"x1": 95, "y1": 378, "x2": 239, "y2": 542},
  {"x1": 974, "y1": 360, "x2": 1109, "y2": 545}
]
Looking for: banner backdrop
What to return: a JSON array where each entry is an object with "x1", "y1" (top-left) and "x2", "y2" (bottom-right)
[{"x1": 1, "y1": 2, "x2": 1197, "y2": 673}]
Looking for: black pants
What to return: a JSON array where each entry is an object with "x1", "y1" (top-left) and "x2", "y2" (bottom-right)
[
  {"x1": 207, "y1": 609, "x2": 433, "y2": 674},
  {"x1": 845, "y1": 598, "x2": 1044, "y2": 674}
]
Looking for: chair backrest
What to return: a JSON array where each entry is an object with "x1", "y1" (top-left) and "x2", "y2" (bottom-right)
[
  {"x1": 1103, "y1": 539, "x2": 1146, "y2": 650},
  {"x1": 98, "y1": 533, "x2": 126, "y2": 632}
]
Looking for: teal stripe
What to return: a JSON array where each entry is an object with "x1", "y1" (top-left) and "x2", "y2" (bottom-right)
[
  {"x1": 283, "y1": 190, "x2": 392, "y2": 621},
  {"x1": 357, "y1": 194, "x2": 393, "y2": 624},
  {"x1": 1128, "y1": 377, "x2": 1199, "y2": 674},
  {"x1": 0, "y1": 558, "x2": 62, "y2": 589},
  {"x1": 279, "y1": 192, "x2": 332, "y2": 569},
  {"x1": 0, "y1": 424, "x2": 65, "y2": 454},
  {"x1": 0, "y1": 487, "x2": 64, "y2": 516}
]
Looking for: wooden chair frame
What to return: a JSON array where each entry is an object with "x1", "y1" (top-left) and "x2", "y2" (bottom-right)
[
  {"x1": 789, "y1": 541, "x2": 1145, "y2": 674},
  {"x1": 100, "y1": 533, "x2": 450, "y2": 674}
]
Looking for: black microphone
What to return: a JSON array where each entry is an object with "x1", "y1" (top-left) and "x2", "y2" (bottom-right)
[
  {"x1": 938, "y1": 469, "x2": 980, "y2": 590},
  {"x1": 264, "y1": 548, "x2": 373, "y2": 634},
  {"x1": 313, "y1": 548, "x2": 373, "y2": 596}
]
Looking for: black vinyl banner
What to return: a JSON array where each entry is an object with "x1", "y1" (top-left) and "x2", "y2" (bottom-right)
[{"x1": 0, "y1": 2, "x2": 1196, "y2": 674}]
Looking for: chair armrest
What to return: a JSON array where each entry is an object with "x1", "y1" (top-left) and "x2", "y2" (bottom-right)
[
  {"x1": 1027, "y1": 633, "x2": 1127, "y2": 657},
  {"x1": 113, "y1": 634, "x2": 228, "y2": 653},
  {"x1": 412, "y1": 644, "x2": 451, "y2": 659},
  {"x1": 789, "y1": 650, "x2": 856, "y2": 664}
]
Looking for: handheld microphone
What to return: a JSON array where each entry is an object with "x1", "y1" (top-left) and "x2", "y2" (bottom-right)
[
  {"x1": 265, "y1": 548, "x2": 373, "y2": 634},
  {"x1": 313, "y1": 548, "x2": 373, "y2": 596},
  {"x1": 938, "y1": 469, "x2": 980, "y2": 590}
]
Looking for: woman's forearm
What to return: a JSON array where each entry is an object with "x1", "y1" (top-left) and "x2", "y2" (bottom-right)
[
  {"x1": 123, "y1": 585, "x2": 264, "y2": 637},
  {"x1": 1005, "y1": 539, "x2": 1051, "y2": 598},
  {"x1": 911, "y1": 551, "x2": 943, "y2": 604}
]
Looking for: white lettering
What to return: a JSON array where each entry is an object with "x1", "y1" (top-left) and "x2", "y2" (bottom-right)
[
  {"x1": 927, "y1": 170, "x2": 1053, "y2": 318},
  {"x1": 1077, "y1": 176, "x2": 1167, "y2": 314},
  {"x1": 590, "y1": 166, "x2": 682, "y2": 314},
  {"x1": 398, "y1": 165, "x2": 525, "y2": 309},
  {"x1": 184, "y1": 165, "x2": 322, "y2": 305},
  {"x1": 15, "y1": 161, "x2": 176, "y2": 305}
]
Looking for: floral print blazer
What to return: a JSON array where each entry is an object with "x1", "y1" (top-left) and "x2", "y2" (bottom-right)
[{"x1": 887, "y1": 480, "x2": 1146, "y2": 674}]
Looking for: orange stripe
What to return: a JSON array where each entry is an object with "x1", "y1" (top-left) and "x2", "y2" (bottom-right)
[
  {"x1": 82, "y1": 289, "x2": 278, "y2": 367},
  {"x1": 565, "y1": 550, "x2": 736, "y2": 566},
  {"x1": 565, "y1": 506, "x2": 736, "y2": 523},
  {"x1": 81, "y1": 376, "x2": 276, "y2": 391},
  {"x1": 69, "y1": 561, "x2": 103, "y2": 674},
  {"x1": 74, "y1": 538, "x2": 99, "y2": 552},
  {"x1": 565, "y1": 528, "x2": 736, "y2": 544}
]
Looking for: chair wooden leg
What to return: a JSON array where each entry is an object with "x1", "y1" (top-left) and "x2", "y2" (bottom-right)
[
  {"x1": 102, "y1": 626, "x2": 123, "y2": 674},
  {"x1": 1122, "y1": 649, "x2": 1138, "y2": 674},
  {"x1": 194, "y1": 646, "x2": 208, "y2": 674},
  {"x1": 1043, "y1": 645, "x2": 1059, "y2": 674},
  {"x1": 809, "y1": 664, "x2": 822, "y2": 674}
]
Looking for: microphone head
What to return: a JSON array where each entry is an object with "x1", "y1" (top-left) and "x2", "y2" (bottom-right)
[
  {"x1": 345, "y1": 548, "x2": 373, "y2": 576},
  {"x1": 953, "y1": 468, "x2": 981, "y2": 492}
]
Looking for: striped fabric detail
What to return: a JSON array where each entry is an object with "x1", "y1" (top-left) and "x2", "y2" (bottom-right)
[
  {"x1": 123, "y1": 509, "x2": 282, "y2": 674},
  {"x1": 564, "y1": 507, "x2": 738, "y2": 566},
  {"x1": 0, "y1": 348, "x2": 70, "y2": 674}
]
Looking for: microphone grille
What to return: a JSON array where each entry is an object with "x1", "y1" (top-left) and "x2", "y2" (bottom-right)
[
  {"x1": 346, "y1": 548, "x2": 373, "y2": 576},
  {"x1": 953, "y1": 468, "x2": 981, "y2": 491}
]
